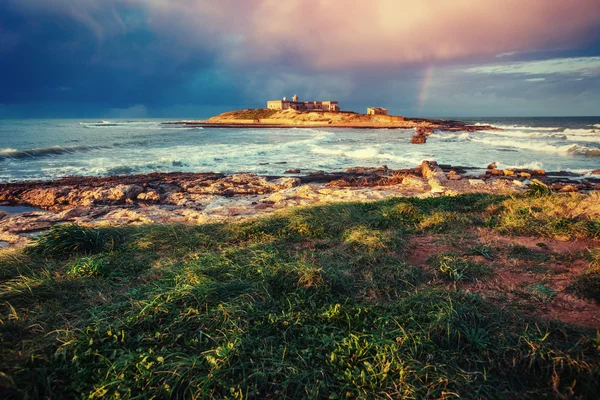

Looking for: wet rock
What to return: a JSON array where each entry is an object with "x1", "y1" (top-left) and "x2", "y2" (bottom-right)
[
  {"x1": 345, "y1": 166, "x2": 388, "y2": 174},
  {"x1": 416, "y1": 127, "x2": 434, "y2": 136},
  {"x1": 591, "y1": 170, "x2": 600, "y2": 175},
  {"x1": 487, "y1": 162, "x2": 497, "y2": 169},
  {"x1": 488, "y1": 169, "x2": 504, "y2": 176},
  {"x1": 285, "y1": 169, "x2": 301, "y2": 174},
  {"x1": 411, "y1": 135, "x2": 427, "y2": 144},
  {"x1": 519, "y1": 172, "x2": 532, "y2": 179},
  {"x1": 532, "y1": 170, "x2": 546, "y2": 176},
  {"x1": 503, "y1": 169, "x2": 515, "y2": 176}
]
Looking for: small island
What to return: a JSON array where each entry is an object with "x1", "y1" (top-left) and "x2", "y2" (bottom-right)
[{"x1": 166, "y1": 94, "x2": 496, "y2": 132}]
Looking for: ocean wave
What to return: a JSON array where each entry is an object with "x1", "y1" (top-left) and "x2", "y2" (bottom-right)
[
  {"x1": 310, "y1": 145, "x2": 423, "y2": 165},
  {"x1": 0, "y1": 145, "x2": 107, "y2": 160},
  {"x1": 79, "y1": 120, "x2": 166, "y2": 129},
  {"x1": 472, "y1": 137, "x2": 600, "y2": 157},
  {"x1": 593, "y1": 124, "x2": 600, "y2": 129},
  {"x1": 429, "y1": 132, "x2": 471, "y2": 141},
  {"x1": 482, "y1": 130, "x2": 567, "y2": 140},
  {"x1": 475, "y1": 123, "x2": 560, "y2": 131}
]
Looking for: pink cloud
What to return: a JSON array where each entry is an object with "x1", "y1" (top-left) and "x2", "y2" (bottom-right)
[
  {"x1": 140, "y1": 0, "x2": 600, "y2": 68},
  {"x1": 10, "y1": 0, "x2": 600, "y2": 68}
]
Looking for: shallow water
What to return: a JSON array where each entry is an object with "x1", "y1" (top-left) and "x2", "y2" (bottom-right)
[
  {"x1": 0, "y1": 205, "x2": 41, "y2": 214},
  {"x1": 0, "y1": 117, "x2": 599, "y2": 182}
]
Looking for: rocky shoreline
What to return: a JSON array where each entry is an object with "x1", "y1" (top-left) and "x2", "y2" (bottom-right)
[{"x1": 1, "y1": 162, "x2": 599, "y2": 247}]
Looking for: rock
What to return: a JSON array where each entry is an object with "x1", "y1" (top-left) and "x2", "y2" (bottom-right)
[
  {"x1": 591, "y1": 169, "x2": 600, "y2": 175},
  {"x1": 272, "y1": 177, "x2": 301, "y2": 189},
  {"x1": 487, "y1": 162, "x2": 497, "y2": 169},
  {"x1": 519, "y1": 172, "x2": 532, "y2": 179},
  {"x1": 559, "y1": 184, "x2": 578, "y2": 193},
  {"x1": 285, "y1": 169, "x2": 301, "y2": 174},
  {"x1": 20, "y1": 188, "x2": 67, "y2": 208},
  {"x1": 0, "y1": 211, "x2": 6, "y2": 220},
  {"x1": 108, "y1": 184, "x2": 144, "y2": 202},
  {"x1": 487, "y1": 169, "x2": 504, "y2": 176},
  {"x1": 416, "y1": 127, "x2": 434, "y2": 136},
  {"x1": 532, "y1": 170, "x2": 546, "y2": 176},
  {"x1": 402, "y1": 175, "x2": 425, "y2": 186},
  {"x1": 137, "y1": 190, "x2": 161, "y2": 202},
  {"x1": 503, "y1": 169, "x2": 515, "y2": 176},
  {"x1": 447, "y1": 171, "x2": 462, "y2": 180},
  {"x1": 411, "y1": 135, "x2": 427, "y2": 144}
]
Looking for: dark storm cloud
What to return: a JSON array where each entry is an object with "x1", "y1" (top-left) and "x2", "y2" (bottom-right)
[{"x1": 0, "y1": 0, "x2": 599, "y2": 117}]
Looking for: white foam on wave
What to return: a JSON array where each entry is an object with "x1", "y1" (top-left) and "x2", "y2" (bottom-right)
[
  {"x1": 475, "y1": 123, "x2": 560, "y2": 131},
  {"x1": 498, "y1": 161, "x2": 545, "y2": 170},
  {"x1": 472, "y1": 137, "x2": 599, "y2": 156},
  {"x1": 429, "y1": 132, "x2": 471, "y2": 141},
  {"x1": 480, "y1": 130, "x2": 568, "y2": 140}
]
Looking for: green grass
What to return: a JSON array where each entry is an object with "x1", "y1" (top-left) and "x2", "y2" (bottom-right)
[
  {"x1": 1, "y1": 193, "x2": 599, "y2": 399},
  {"x1": 224, "y1": 109, "x2": 279, "y2": 120},
  {"x1": 568, "y1": 248, "x2": 600, "y2": 303}
]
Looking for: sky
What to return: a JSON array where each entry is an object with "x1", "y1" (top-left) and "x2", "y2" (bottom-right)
[{"x1": 1, "y1": 0, "x2": 599, "y2": 118}]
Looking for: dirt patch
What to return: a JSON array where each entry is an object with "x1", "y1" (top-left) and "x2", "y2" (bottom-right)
[{"x1": 407, "y1": 230, "x2": 600, "y2": 329}]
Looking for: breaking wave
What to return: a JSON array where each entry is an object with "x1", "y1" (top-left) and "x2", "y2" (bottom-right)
[
  {"x1": 472, "y1": 137, "x2": 600, "y2": 157},
  {"x1": 0, "y1": 145, "x2": 108, "y2": 160}
]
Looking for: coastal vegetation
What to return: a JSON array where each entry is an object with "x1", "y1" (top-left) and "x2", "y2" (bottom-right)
[{"x1": 1, "y1": 192, "x2": 599, "y2": 399}]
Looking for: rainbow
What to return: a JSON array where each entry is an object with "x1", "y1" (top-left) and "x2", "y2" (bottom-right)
[{"x1": 418, "y1": 64, "x2": 435, "y2": 112}]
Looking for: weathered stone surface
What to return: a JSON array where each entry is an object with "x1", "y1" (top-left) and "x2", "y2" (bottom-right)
[
  {"x1": 503, "y1": 169, "x2": 515, "y2": 176},
  {"x1": 591, "y1": 170, "x2": 600, "y2": 175},
  {"x1": 487, "y1": 162, "x2": 497, "y2": 169},
  {"x1": 411, "y1": 135, "x2": 427, "y2": 144},
  {"x1": 137, "y1": 191, "x2": 161, "y2": 202},
  {"x1": 285, "y1": 169, "x2": 301, "y2": 174},
  {"x1": 532, "y1": 170, "x2": 546, "y2": 176}
]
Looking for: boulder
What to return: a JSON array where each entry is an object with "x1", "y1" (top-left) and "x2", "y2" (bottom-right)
[
  {"x1": 285, "y1": 169, "x2": 301, "y2": 174},
  {"x1": 532, "y1": 169, "x2": 546, "y2": 176},
  {"x1": 503, "y1": 169, "x2": 515, "y2": 176},
  {"x1": 591, "y1": 169, "x2": 600, "y2": 175},
  {"x1": 411, "y1": 135, "x2": 427, "y2": 144},
  {"x1": 487, "y1": 162, "x2": 497, "y2": 169},
  {"x1": 416, "y1": 127, "x2": 434, "y2": 136}
]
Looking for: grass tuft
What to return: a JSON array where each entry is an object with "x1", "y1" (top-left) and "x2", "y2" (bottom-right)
[{"x1": 26, "y1": 224, "x2": 125, "y2": 257}]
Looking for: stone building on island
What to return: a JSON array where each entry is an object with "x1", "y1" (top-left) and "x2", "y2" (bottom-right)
[
  {"x1": 267, "y1": 94, "x2": 340, "y2": 112},
  {"x1": 367, "y1": 107, "x2": 388, "y2": 116}
]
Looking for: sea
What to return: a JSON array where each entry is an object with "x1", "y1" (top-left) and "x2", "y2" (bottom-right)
[{"x1": 0, "y1": 117, "x2": 599, "y2": 183}]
